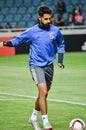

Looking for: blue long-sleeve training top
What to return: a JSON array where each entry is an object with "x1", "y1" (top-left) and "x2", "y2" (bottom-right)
[{"x1": 9, "y1": 24, "x2": 65, "y2": 68}]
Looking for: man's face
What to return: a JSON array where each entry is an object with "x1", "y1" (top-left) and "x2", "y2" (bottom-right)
[{"x1": 38, "y1": 14, "x2": 52, "y2": 29}]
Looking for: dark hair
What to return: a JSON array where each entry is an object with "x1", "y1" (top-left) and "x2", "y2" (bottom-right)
[{"x1": 38, "y1": 6, "x2": 52, "y2": 17}]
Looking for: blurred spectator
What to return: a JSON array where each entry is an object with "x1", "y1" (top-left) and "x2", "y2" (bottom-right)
[
  {"x1": 67, "y1": 12, "x2": 74, "y2": 26},
  {"x1": 0, "y1": 24, "x2": 3, "y2": 29},
  {"x1": 41, "y1": 0, "x2": 44, "y2": 6},
  {"x1": 17, "y1": 24, "x2": 22, "y2": 28},
  {"x1": 55, "y1": 13, "x2": 65, "y2": 26},
  {"x1": 56, "y1": 0, "x2": 66, "y2": 14},
  {"x1": 5, "y1": 22, "x2": 12, "y2": 29},
  {"x1": 51, "y1": 14, "x2": 56, "y2": 25},
  {"x1": 0, "y1": 9, "x2": 2, "y2": 15},
  {"x1": 73, "y1": 4, "x2": 81, "y2": 17},
  {"x1": 74, "y1": 12, "x2": 84, "y2": 26}
]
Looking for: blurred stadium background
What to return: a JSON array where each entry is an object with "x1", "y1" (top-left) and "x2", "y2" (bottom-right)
[
  {"x1": 0, "y1": 0, "x2": 86, "y2": 28},
  {"x1": 0, "y1": 0, "x2": 86, "y2": 54}
]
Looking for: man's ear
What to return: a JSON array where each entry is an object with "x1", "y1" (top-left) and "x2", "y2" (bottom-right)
[{"x1": 38, "y1": 16, "x2": 41, "y2": 21}]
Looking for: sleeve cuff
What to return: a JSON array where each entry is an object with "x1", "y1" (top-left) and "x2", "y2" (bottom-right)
[{"x1": 58, "y1": 53, "x2": 64, "y2": 64}]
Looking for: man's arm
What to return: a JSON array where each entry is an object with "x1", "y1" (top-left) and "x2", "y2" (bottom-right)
[
  {"x1": 0, "y1": 28, "x2": 31, "y2": 48},
  {"x1": 0, "y1": 41, "x2": 13, "y2": 47},
  {"x1": 1, "y1": 41, "x2": 13, "y2": 47},
  {"x1": 58, "y1": 53, "x2": 64, "y2": 69},
  {"x1": 57, "y1": 30, "x2": 65, "y2": 69}
]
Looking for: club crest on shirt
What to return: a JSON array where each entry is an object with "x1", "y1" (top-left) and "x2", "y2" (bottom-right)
[
  {"x1": 35, "y1": 35, "x2": 40, "y2": 39},
  {"x1": 49, "y1": 33, "x2": 54, "y2": 39}
]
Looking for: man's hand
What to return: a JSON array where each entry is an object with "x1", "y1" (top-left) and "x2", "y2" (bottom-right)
[
  {"x1": 0, "y1": 41, "x2": 4, "y2": 48},
  {"x1": 58, "y1": 63, "x2": 64, "y2": 69}
]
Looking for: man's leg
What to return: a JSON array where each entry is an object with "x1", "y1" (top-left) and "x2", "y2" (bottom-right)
[
  {"x1": 28, "y1": 96, "x2": 41, "y2": 130},
  {"x1": 37, "y1": 83, "x2": 52, "y2": 130},
  {"x1": 35, "y1": 97, "x2": 40, "y2": 111},
  {"x1": 29, "y1": 83, "x2": 52, "y2": 130},
  {"x1": 29, "y1": 66, "x2": 53, "y2": 130},
  {"x1": 30, "y1": 83, "x2": 48, "y2": 122},
  {"x1": 37, "y1": 83, "x2": 48, "y2": 115}
]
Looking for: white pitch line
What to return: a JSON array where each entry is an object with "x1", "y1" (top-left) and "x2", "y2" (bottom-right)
[
  {"x1": 48, "y1": 98, "x2": 86, "y2": 106},
  {"x1": 0, "y1": 92, "x2": 86, "y2": 106},
  {"x1": 0, "y1": 92, "x2": 36, "y2": 99},
  {"x1": 0, "y1": 99, "x2": 28, "y2": 100}
]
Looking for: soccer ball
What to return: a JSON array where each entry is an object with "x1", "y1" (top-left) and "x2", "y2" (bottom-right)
[{"x1": 69, "y1": 118, "x2": 85, "y2": 130}]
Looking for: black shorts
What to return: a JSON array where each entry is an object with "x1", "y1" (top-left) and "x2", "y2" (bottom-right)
[{"x1": 30, "y1": 64, "x2": 54, "y2": 90}]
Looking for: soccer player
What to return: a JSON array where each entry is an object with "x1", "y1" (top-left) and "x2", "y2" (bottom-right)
[{"x1": 0, "y1": 6, "x2": 65, "y2": 130}]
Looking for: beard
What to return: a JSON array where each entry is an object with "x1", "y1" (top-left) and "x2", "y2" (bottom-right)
[{"x1": 39, "y1": 20, "x2": 50, "y2": 29}]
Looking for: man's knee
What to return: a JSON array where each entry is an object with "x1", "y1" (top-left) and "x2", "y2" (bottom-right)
[
  {"x1": 40, "y1": 89, "x2": 48, "y2": 98},
  {"x1": 38, "y1": 83, "x2": 48, "y2": 97}
]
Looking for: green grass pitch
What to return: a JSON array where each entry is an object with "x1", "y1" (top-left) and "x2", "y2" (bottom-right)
[{"x1": 0, "y1": 52, "x2": 86, "y2": 130}]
